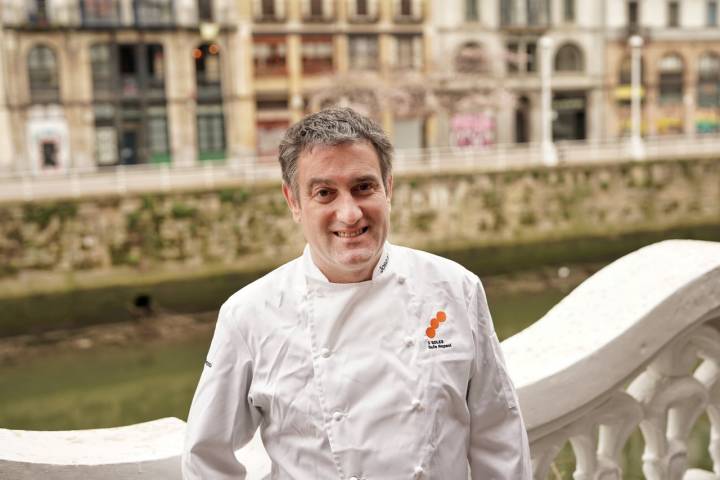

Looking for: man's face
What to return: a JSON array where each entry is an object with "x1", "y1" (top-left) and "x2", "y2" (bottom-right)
[{"x1": 282, "y1": 141, "x2": 393, "y2": 283}]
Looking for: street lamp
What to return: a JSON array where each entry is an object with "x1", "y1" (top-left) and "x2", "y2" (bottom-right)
[
  {"x1": 629, "y1": 35, "x2": 645, "y2": 160},
  {"x1": 539, "y1": 36, "x2": 557, "y2": 166}
]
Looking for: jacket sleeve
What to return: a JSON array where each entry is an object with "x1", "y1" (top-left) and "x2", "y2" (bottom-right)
[
  {"x1": 466, "y1": 278, "x2": 532, "y2": 480},
  {"x1": 182, "y1": 302, "x2": 262, "y2": 479}
]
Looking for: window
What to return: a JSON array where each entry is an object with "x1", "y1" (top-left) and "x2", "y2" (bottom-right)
[
  {"x1": 90, "y1": 44, "x2": 113, "y2": 96},
  {"x1": 465, "y1": 0, "x2": 479, "y2": 21},
  {"x1": 254, "y1": 36, "x2": 287, "y2": 76},
  {"x1": 563, "y1": 0, "x2": 575, "y2": 22},
  {"x1": 356, "y1": 0, "x2": 368, "y2": 15},
  {"x1": 668, "y1": 1, "x2": 679, "y2": 27},
  {"x1": 310, "y1": 0, "x2": 323, "y2": 16},
  {"x1": 147, "y1": 106, "x2": 170, "y2": 163},
  {"x1": 301, "y1": 35, "x2": 333, "y2": 74},
  {"x1": 29, "y1": 0, "x2": 49, "y2": 25},
  {"x1": 134, "y1": 0, "x2": 173, "y2": 26},
  {"x1": 628, "y1": 0, "x2": 639, "y2": 28},
  {"x1": 658, "y1": 54, "x2": 684, "y2": 104},
  {"x1": 262, "y1": 0, "x2": 275, "y2": 15},
  {"x1": 395, "y1": 0, "x2": 420, "y2": 21},
  {"x1": 554, "y1": 43, "x2": 584, "y2": 72},
  {"x1": 527, "y1": 0, "x2": 551, "y2": 26},
  {"x1": 455, "y1": 42, "x2": 486, "y2": 73},
  {"x1": 198, "y1": 0, "x2": 213, "y2": 21},
  {"x1": 698, "y1": 53, "x2": 720, "y2": 107},
  {"x1": 505, "y1": 40, "x2": 537, "y2": 74},
  {"x1": 197, "y1": 104, "x2": 225, "y2": 160},
  {"x1": 41, "y1": 141, "x2": 58, "y2": 168},
  {"x1": 81, "y1": 0, "x2": 119, "y2": 25},
  {"x1": 525, "y1": 42, "x2": 537, "y2": 72},
  {"x1": 195, "y1": 43, "x2": 222, "y2": 99},
  {"x1": 90, "y1": 43, "x2": 169, "y2": 165},
  {"x1": 349, "y1": 35, "x2": 378, "y2": 70},
  {"x1": 500, "y1": 0, "x2": 515, "y2": 25},
  {"x1": 28, "y1": 45, "x2": 59, "y2": 103},
  {"x1": 708, "y1": 1, "x2": 718, "y2": 26},
  {"x1": 616, "y1": 54, "x2": 645, "y2": 104},
  {"x1": 394, "y1": 35, "x2": 422, "y2": 70}
]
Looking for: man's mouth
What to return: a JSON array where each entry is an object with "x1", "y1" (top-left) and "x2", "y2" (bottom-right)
[{"x1": 334, "y1": 226, "x2": 369, "y2": 238}]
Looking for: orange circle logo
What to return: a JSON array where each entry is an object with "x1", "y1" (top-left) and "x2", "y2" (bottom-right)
[{"x1": 426, "y1": 327, "x2": 436, "y2": 338}]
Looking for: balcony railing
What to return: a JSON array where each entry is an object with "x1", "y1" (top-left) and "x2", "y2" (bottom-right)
[
  {"x1": 2, "y1": 134, "x2": 720, "y2": 202},
  {"x1": 2, "y1": 240, "x2": 719, "y2": 478}
]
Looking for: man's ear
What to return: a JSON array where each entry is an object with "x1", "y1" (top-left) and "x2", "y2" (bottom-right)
[{"x1": 282, "y1": 182, "x2": 301, "y2": 223}]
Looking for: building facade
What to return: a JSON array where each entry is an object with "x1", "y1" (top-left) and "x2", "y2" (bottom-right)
[
  {"x1": 430, "y1": 0, "x2": 608, "y2": 147},
  {"x1": 605, "y1": 0, "x2": 720, "y2": 138},
  {"x1": 3, "y1": 1, "x2": 720, "y2": 174},
  {"x1": 0, "y1": 0, "x2": 431, "y2": 174}
]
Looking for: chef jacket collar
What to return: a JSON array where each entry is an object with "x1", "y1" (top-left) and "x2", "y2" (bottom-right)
[{"x1": 301, "y1": 242, "x2": 392, "y2": 284}]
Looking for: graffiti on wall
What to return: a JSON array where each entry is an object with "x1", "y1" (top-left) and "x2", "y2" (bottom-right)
[{"x1": 450, "y1": 113, "x2": 495, "y2": 148}]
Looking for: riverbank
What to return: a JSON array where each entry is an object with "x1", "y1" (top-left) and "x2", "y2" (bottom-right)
[
  {"x1": 0, "y1": 261, "x2": 601, "y2": 367},
  {"x1": 1, "y1": 223, "x2": 719, "y2": 338}
]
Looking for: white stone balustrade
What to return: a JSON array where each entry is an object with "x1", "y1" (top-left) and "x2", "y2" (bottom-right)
[
  {"x1": 1, "y1": 240, "x2": 719, "y2": 479},
  {"x1": 504, "y1": 239, "x2": 720, "y2": 479}
]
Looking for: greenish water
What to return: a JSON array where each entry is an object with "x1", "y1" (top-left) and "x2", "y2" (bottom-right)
[
  {"x1": 0, "y1": 286, "x2": 713, "y2": 477},
  {"x1": 2, "y1": 223, "x2": 720, "y2": 338}
]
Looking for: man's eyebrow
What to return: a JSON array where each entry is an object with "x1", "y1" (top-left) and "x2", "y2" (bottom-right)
[
  {"x1": 306, "y1": 177, "x2": 335, "y2": 190},
  {"x1": 306, "y1": 175, "x2": 380, "y2": 189}
]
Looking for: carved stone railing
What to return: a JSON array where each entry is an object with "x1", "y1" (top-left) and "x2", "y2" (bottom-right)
[
  {"x1": 1, "y1": 240, "x2": 719, "y2": 479},
  {"x1": 504, "y1": 239, "x2": 720, "y2": 479}
]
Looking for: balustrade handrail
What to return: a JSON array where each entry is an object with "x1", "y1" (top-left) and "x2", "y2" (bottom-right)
[
  {"x1": 505, "y1": 239, "x2": 720, "y2": 435},
  {"x1": 1, "y1": 134, "x2": 720, "y2": 203},
  {"x1": 2, "y1": 240, "x2": 720, "y2": 479}
]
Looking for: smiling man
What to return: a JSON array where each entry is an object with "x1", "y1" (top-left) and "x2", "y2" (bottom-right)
[{"x1": 182, "y1": 108, "x2": 531, "y2": 479}]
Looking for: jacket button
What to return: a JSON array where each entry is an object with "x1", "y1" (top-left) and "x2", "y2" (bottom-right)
[
  {"x1": 414, "y1": 466, "x2": 424, "y2": 477},
  {"x1": 404, "y1": 336, "x2": 414, "y2": 347},
  {"x1": 349, "y1": 477, "x2": 359, "y2": 480},
  {"x1": 333, "y1": 411, "x2": 344, "y2": 422},
  {"x1": 411, "y1": 399, "x2": 423, "y2": 411},
  {"x1": 397, "y1": 275, "x2": 406, "y2": 284},
  {"x1": 321, "y1": 347, "x2": 331, "y2": 358}
]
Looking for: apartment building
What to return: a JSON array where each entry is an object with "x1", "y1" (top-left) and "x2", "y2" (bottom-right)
[
  {"x1": 430, "y1": 0, "x2": 607, "y2": 147},
  {"x1": 0, "y1": 0, "x2": 430, "y2": 174},
  {"x1": 606, "y1": 0, "x2": 720, "y2": 137}
]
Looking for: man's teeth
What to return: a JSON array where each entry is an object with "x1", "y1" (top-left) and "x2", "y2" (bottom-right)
[{"x1": 336, "y1": 228, "x2": 365, "y2": 238}]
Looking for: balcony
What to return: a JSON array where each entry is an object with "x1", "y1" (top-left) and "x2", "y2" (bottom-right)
[{"x1": 2, "y1": 240, "x2": 719, "y2": 478}]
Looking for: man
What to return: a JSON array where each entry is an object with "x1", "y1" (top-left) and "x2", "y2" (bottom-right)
[{"x1": 183, "y1": 108, "x2": 531, "y2": 479}]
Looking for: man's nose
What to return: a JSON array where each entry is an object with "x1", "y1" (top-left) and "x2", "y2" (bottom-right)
[{"x1": 335, "y1": 193, "x2": 363, "y2": 225}]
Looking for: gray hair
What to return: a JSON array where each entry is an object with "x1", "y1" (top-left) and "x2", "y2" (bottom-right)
[{"x1": 278, "y1": 107, "x2": 393, "y2": 193}]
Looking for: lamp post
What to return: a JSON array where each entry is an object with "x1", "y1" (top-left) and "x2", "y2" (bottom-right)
[
  {"x1": 629, "y1": 35, "x2": 645, "y2": 160},
  {"x1": 539, "y1": 36, "x2": 557, "y2": 166}
]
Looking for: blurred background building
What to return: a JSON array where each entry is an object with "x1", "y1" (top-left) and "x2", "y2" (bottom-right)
[{"x1": 1, "y1": 0, "x2": 719, "y2": 174}]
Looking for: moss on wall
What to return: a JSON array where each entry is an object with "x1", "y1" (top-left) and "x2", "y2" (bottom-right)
[{"x1": 0, "y1": 157, "x2": 718, "y2": 280}]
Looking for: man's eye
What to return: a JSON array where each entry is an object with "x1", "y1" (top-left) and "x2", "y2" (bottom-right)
[
  {"x1": 356, "y1": 182, "x2": 373, "y2": 193},
  {"x1": 314, "y1": 189, "x2": 334, "y2": 201}
]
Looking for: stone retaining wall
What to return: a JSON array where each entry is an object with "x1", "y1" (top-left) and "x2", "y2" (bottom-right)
[{"x1": 0, "y1": 158, "x2": 718, "y2": 278}]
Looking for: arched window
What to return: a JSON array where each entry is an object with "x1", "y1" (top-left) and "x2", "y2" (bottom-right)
[
  {"x1": 658, "y1": 54, "x2": 684, "y2": 104},
  {"x1": 28, "y1": 45, "x2": 59, "y2": 103},
  {"x1": 698, "y1": 52, "x2": 720, "y2": 108},
  {"x1": 455, "y1": 42, "x2": 486, "y2": 73},
  {"x1": 554, "y1": 43, "x2": 584, "y2": 72}
]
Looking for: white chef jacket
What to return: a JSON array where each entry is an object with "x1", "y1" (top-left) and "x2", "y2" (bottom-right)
[{"x1": 183, "y1": 243, "x2": 531, "y2": 480}]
